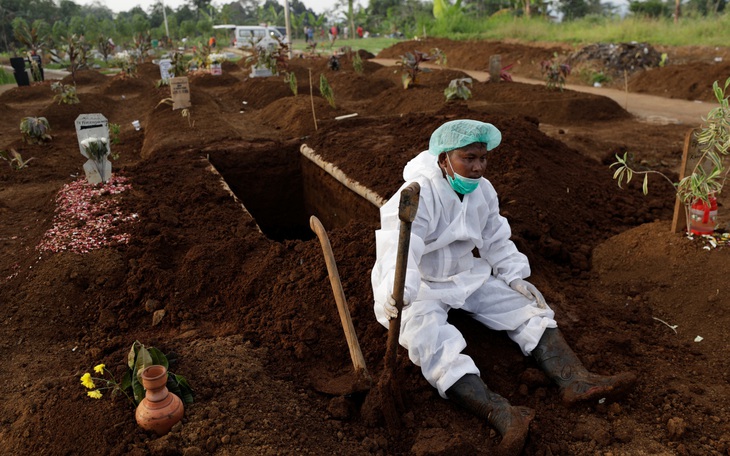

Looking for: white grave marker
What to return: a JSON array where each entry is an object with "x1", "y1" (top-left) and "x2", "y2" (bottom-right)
[
  {"x1": 159, "y1": 59, "x2": 173, "y2": 80},
  {"x1": 75, "y1": 113, "x2": 111, "y2": 184}
]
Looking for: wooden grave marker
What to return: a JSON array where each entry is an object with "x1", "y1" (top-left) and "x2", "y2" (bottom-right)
[
  {"x1": 170, "y1": 76, "x2": 191, "y2": 110},
  {"x1": 671, "y1": 128, "x2": 701, "y2": 233}
]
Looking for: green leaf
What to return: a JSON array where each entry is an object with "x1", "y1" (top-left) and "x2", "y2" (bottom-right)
[
  {"x1": 132, "y1": 371, "x2": 145, "y2": 404},
  {"x1": 135, "y1": 346, "x2": 153, "y2": 381},
  {"x1": 120, "y1": 370, "x2": 131, "y2": 392},
  {"x1": 167, "y1": 373, "x2": 194, "y2": 404},
  {"x1": 148, "y1": 347, "x2": 169, "y2": 369},
  {"x1": 128, "y1": 341, "x2": 140, "y2": 370}
]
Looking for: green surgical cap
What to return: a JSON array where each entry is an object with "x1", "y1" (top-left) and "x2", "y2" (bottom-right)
[{"x1": 428, "y1": 119, "x2": 502, "y2": 155}]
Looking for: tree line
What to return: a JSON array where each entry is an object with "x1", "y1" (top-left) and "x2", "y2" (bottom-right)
[{"x1": 2, "y1": 0, "x2": 727, "y2": 55}]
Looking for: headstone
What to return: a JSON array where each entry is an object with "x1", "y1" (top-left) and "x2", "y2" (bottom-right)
[
  {"x1": 10, "y1": 57, "x2": 29, "y2": 87},
  {"x1": 250, "y1": 66, "x2": 273, "y2": 78},
  {"x1": 159, "y1": 59, "x2": 173, "y2": 80},
  {"x1": 75, "y1": 114, "x2": 111, "y2": 184},
  {"x1": 170, "y1": 77, "x2": 191, "y2": 110}
]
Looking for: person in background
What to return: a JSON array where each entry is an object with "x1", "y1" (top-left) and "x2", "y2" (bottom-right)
[
  {"x1": 208, "y1": 36, "x2": 216, "y2": 48},
  {"x1": 371, "y1": 119, "x2": 637, "y2": 455},
  {"x1": 357, "y1": 25, "x2": 364, "y2": 39}
]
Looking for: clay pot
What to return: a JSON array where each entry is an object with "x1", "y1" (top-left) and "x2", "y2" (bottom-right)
[{"x1": 135, "y1": 365, "x2": 184, "y2": 436}]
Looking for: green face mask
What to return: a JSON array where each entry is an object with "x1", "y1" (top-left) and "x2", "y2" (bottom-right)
[{"x1": 446, "y1": 155, "x2": 481, "y2": 194}]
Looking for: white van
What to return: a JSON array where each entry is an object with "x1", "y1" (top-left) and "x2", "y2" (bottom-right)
[{"x1": 213, "y1": 25, "x2": 283, "y2": 51}]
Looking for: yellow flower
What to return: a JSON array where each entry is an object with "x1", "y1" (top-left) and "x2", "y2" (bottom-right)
[
  {"x1": 80, "y1": 373, "x2": 95, "y2": 389},
  {"x1": 94, "y1": 364, "x2": 105, "y2": 374},
  {"x1": 87, "y1": 390, "x2": 103, "y2": 399}
]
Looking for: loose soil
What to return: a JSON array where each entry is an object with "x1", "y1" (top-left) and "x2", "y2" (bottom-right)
[{"x1": 1, "y1": 39, "x2": 729, "y2": 456}]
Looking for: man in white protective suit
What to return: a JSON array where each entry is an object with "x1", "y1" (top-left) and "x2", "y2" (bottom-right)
[{"x1": 371, "y1": 119, "x2": 637, "y2": 455}]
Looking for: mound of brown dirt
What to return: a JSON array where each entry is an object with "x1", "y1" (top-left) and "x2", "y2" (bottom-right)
[
  {"x1": 103, "y1": 74, "x2": 153, "y2": 96},
  {"x1": 629, "y1": 61, "x2": 730, "y2": 101},
  {"x1": 62, "y1": 69, "x2": 109, "y2": 86},
  {"x1": 258, "y1": 96, "x2": 338, "y2": 136},
  {"x1": 39, "y1": 93, "x2": 122, "y2": 130},
  {"x1": 188, "y1": 70, "x2": 240, "y2": 88},
  {"x1": 0, "y1": 81, "x2": 53, "y2": 103},
  {"x1": 225, "y1": 77, "x2": 294, "y2": 110},
  {"x1": 377, "y1": 38, "x2": 730, "y2": 100},
  {"x1": 377, "y1": 38, "x2": 572, "y2": 80},
  {"x1": 221, "y1": 60, "x2": 242, "y2": 73},
  {"x1": 136, "y1": 61, "x2": 165, "y2": 81}
]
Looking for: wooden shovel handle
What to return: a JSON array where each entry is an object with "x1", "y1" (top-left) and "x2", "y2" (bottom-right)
[
  {"x1": 310, "y1": 216, "x2": 370, "y2": 378},
  {"x1": 384, "y1": 182, "x2": 421, "y2": 371}
]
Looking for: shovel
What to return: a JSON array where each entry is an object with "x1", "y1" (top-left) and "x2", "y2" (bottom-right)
[
  {"x1": 310, "y1": 216, "x2": 372, "y2": 395},
  {"x1": 378, "y1": 182, "x2": 420, "y2": 430}
]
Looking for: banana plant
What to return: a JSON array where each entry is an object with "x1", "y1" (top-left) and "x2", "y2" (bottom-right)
[{"x1": 433, "y1": 0, "x2": 463, "y2": 19}]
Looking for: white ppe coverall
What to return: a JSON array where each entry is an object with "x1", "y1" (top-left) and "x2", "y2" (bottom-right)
[{"x1": 371, "y1": 151, "x2": 557, "y2": 398}]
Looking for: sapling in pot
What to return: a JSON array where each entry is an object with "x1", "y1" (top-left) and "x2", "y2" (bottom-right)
[{"x1": 611, "y1": 77, "x2": 730, "y2": 235}]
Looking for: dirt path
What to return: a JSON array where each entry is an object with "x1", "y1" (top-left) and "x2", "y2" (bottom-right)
[{"x1": 371, "y1": 58, "x2": 717, "y2": 126}]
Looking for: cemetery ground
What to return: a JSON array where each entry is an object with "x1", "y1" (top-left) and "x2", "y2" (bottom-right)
[{"x1": 0, "y1": 39, "x2": 729, "y2": 455}]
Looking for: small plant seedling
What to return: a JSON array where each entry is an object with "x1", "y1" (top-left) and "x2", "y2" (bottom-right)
[
  {"x1": 398, "y1": 51, "x2": 435, "y2": 89},
  {"x1": 444, "y1": 78, "x2": 473, "y2": 101},
  {"x1": 353, "y1": 52, "x2": 364, "y2": 74},
  {"x1": 430, "y1": 48, "x2": 447, "y2": 66},
  {"x1": 500, "y1": 64, "x2": 515, "y2": 82},
  {"x1": 246, "y1": 37, "x2": 289, "y2": 75},
  {"x1": 108, "y1": 123, "x2": 121, "y2": 160},
  {"x1": 171, "y1": 51, "x2": 187, "y2": 77},
  {"x1": 0, "y1": 149, "x2": 35, "y2": 170},
  {"x1": 540, "y1": 53, "x2": 571, "y2": 91},
  {"x1": 319, "y1": 74, "x2": 336, "y2": 108},
  {"x1": 19, "y1": 116, "x2": 47, "y2": 142},
  {"x1": 181, "y1": 108, "x2": 194, "y2": 128},
  {"x1": 20, "y1": 117, "x2": 52, "y2": 144},
  {"x1": 80, "y1": 341, "x2": 193, "y2": 406},
  {"x1": 284, "y1": 72, "x2": 298, "y2": 96},
  {"x1": 51, "y1": 82, "x2": 80, "y2": 105}
]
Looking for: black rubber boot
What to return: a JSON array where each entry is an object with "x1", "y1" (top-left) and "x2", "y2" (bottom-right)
[
  {"x1": 446, "y1": 374, "x2": 534, "y2": 456},
  {"x1": 532, "y1": 328, "x2": 637, "y2": 406}
]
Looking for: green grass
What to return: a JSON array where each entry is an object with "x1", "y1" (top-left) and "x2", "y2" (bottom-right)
[
  {"x1": 291, "y1": 36, "x2": 402, "y2": 56},
  {"x1": 288, "y1": 14, "x2": 730, "y2": 56},
  {"x1": 0, "y1": 67, "x2": 14, "y2": 84},
  {"x1": 421, "y1": 13, "x2": 730, "y2": 47}
]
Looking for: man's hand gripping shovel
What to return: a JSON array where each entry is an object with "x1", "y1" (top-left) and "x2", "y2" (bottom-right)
[{"x1": 379, "y1": 182, "x2": 420, "y2": 430}]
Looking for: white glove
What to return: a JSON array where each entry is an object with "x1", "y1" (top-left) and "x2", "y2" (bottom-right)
[
  {"x1": 384, "y1": 295, "x2": 410, "y2": 320},
  {"x1": 510, "y1": 279, "x2": 547, "y2": 309}
]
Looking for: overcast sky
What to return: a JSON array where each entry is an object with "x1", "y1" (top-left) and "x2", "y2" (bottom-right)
[{"x1": 74, "y1": 0, "x2": 347, "y2": 15}]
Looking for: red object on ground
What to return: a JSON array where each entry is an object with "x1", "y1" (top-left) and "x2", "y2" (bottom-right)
[{"x1": 689, "y1": 196, "x2": 718, "y2": 235}]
